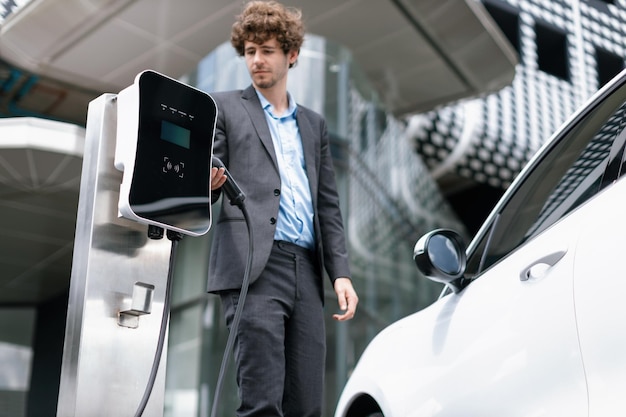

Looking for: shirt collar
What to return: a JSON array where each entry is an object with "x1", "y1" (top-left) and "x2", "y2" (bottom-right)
[{"x1": 256, "y1": 89, "x2": 298, "y2": 119}]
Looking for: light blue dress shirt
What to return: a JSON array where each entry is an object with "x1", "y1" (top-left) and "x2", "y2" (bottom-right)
[{"x1": 257, "y1": 91, "x2": 315, "y2": 249}]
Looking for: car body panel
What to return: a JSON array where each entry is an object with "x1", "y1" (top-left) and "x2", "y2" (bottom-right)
[{"x1": 573, "y1": 177, "x2": 626, "y2": 416}]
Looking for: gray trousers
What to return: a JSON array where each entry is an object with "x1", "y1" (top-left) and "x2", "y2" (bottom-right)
[{"x1": 220, "y1": 240, "x2": 325, "y2": 417}]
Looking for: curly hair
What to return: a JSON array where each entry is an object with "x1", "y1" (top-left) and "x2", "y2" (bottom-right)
[{"x1": 231, "y1": 1, "x2": 305, "y2": 66}]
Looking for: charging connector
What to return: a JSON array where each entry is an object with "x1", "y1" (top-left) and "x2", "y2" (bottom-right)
[{"x1": 211, "y1": 156, "x2": 245, "y2": 208}]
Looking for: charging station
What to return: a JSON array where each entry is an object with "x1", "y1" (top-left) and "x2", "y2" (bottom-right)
[
  {"x1": 57, "y1": 71, "x2": 217, "y2": 416},
  {"x1": 115, "y1": 70, "x2": 215, "y2": 236}
]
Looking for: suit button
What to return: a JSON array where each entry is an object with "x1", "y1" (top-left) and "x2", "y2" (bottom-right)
[
  {"x1": 274, "y1": 189, "x2": 280, "y2": 196},
  {"x1": 270, "y1": 217, "x2": 276, "y2": 224}
]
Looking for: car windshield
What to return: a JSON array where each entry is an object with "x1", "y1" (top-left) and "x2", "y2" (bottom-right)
[{"x1": 465, "y1": 80, "x2": 626, "y2": 277}]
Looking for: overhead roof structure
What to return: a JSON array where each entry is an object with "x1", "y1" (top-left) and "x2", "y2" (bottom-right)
[
  {"x1": 0, "y1": 0, "x2": 517, "y2": 122},
  {"x1": 0, "y1": 0, "x2": 516, "y2": 304}
]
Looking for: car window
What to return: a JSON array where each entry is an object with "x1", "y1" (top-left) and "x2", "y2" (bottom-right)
[{"x1": 466, "y1": 86, "x2": 626, "y2": 277}]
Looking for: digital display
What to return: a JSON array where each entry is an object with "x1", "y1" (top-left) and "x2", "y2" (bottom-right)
[{"x1": 161, "y1": 120, "x2": 191, "y2": 149}]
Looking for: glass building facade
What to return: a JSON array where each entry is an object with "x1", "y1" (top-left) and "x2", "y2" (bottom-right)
[{"x1": 164, "y1": 35, "x2": 465, "y2": 416}]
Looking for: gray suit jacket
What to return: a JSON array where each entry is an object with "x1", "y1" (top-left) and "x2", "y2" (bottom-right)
[{"x1": 207, "y1": 85, "x2": 351, "y2": 293}]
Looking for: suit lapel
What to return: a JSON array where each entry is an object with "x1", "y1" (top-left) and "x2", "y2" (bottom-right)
[{"x1": 241, "y1": 86, "x2": 279, "y2": 171}]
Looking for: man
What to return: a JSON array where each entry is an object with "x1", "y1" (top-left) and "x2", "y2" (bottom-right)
[{"x1": 208, "y1": 1, "x2": 358, "y2": 416}]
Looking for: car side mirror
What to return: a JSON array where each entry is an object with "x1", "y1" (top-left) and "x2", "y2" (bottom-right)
[{"x1": 413, "y1": 229, "x2": 467, "y2": 293}]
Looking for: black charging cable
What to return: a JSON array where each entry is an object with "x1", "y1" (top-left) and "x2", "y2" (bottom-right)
[
  {"x1": 133, "y1": 157, "x2": 250, "y2": 417},
  {"x1": 134, "y1": 227, "x2": 183, "y2": 417},
  {"x1": 209, "y1": 156, "x2": 252, "y2": 417},
  {"x1": 210, "y1": 203, "x2": 252, "y2": 417}
]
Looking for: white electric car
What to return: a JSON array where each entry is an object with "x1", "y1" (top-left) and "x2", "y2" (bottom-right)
[{"x1": 335, "y1": 69, "x2": 626, "y2": 417}]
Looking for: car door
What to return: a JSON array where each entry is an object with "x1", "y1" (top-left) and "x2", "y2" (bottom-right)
[
  {"x1": 572, "y1": 181, "x2": 626, "y2": 417},
  {"x1": 571, "y1": 124, "x2": 626, "y2": 416}
]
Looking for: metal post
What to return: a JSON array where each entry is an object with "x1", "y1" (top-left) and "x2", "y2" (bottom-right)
[{"x1": 57, "y1": 94, "x2": 172, "y2": 416}]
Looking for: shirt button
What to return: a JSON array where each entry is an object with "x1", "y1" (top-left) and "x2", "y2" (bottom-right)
[
  {"x1": 274, "y1": 189, "x2": 281, "y2": 196},
  {"x1": 270, "y1": 217, "x2": 277, "y2": 225}
]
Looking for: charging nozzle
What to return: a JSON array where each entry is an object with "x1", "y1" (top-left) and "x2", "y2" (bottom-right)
[{"x1": 212, "y1": 156, "x2": 245, "y2": 208}]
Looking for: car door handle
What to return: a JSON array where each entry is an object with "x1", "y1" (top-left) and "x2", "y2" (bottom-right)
[{"x1": 520, "y1": 250, "x2": 568, "y2": 281}]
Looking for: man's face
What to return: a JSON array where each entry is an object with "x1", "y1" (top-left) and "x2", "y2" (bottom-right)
[{"x1": 244, "y1": 37, "x2": 297, "y2": 90}]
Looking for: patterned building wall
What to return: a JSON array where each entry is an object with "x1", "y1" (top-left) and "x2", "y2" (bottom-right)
[{"x1": 409, "y1": 0, "x2": 626, "y2": 190}]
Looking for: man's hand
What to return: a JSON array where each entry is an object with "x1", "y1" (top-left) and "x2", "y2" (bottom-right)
[
  {"x1": 333, "y1": 277, "x2": 358, "y2": 321},
  {"x1": 210, "y1": 166, "x2": 227, "y2": 190}
]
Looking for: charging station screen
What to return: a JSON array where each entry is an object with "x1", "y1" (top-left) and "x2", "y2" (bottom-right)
[{"x1": 161, "y1": 120, "x2": 191, "y2": 149}]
